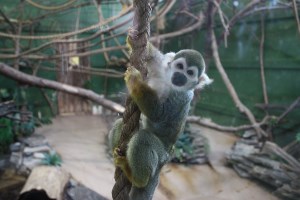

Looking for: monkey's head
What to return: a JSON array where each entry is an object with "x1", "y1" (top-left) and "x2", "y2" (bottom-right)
[{"x1": 168, "y1": 49, "x2": 212, "y2": 91}]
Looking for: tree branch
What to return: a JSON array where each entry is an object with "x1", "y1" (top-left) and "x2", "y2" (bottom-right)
[
  {"x1": 211, "y1": 30, "x2": 267, "y2": 138},
  {"x1": 0, "y1": 6, "x2": 133, "y2": 40},
  {"x1": 150, "y1": 12, "x2": 204, "y2": 41},
  {"x1": 187, "y1": 115, "x2": 269, "y2": 133},
  {"x1": 218, "y1": 0, "x2": 263, "y2": 44},
  {"x1": 0, "y1": 62, "x2": 125, "y2": 113},
  {"x1": 259, "y1": 13, "x2": 269, "y2": 105},
  {"x1": 277, "y1": 97, "x2": 300, "y2": 124},
  {"x1": 292, "y1": 0, "x2": 300, "y2": 35}
]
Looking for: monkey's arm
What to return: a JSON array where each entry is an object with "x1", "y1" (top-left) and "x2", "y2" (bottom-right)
[{"x1": 124, "y1": 67, "x2": 162, "y2": 121}]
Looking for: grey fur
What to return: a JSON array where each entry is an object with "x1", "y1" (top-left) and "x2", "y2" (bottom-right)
[{"x1": 109, "y1": 45, "x2": 209, "y2": 200}]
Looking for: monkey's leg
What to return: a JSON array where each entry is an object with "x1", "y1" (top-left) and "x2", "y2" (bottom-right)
[
  {"x1": 126, "y1": 128, "x2": 169, "y2": 189},
  {"x1": 127, "y1": 130, "x2": 167, "y2": 200},
  {"x1": 108, "y1": 118, "x2": 123, "y2": 152}
]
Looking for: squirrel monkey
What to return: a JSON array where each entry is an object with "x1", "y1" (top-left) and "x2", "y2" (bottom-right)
[{"x1": 109, "y1": 38, "x2": 212, "y2": 200}]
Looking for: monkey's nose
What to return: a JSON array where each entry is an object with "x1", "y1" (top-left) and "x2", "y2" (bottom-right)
[{"x1": 172, "y1": 72, "x2": 187, "y2": 86}]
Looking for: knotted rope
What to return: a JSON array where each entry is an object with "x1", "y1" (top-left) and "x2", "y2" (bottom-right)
[{"x1": 112, "y1": 1, "x2": 152, "y2": 200}]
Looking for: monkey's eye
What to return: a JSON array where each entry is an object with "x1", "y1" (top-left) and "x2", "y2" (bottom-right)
[
  {"x1": 187, "y1": 69, "x2": 194, "y2": 76},
  {"x1": 176, "y1": 63, "x2": 184, "y2": 70}
]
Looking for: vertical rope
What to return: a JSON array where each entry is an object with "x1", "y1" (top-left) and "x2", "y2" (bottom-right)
[{"x1": 112, "y1": 1, "x2": 152, "y2": 200}]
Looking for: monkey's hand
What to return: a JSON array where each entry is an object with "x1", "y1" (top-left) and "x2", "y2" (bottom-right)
[
  {"x1": 124, "y1": 66, "x2": 143, "y2": 94},
  {"x1": 113, "y1": 147, "x2": 133, "y2": 183}
]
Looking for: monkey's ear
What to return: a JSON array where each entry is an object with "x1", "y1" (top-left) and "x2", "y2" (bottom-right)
[
  {"x1": 163, "y1": 52, "x2": 175, "y2": 67},
  {"x1": 165, "y1": 52, "x2": 176, "y2": 59},
  {"x1": 196, "y1": 73, "x2": 213, "y2": 89}
]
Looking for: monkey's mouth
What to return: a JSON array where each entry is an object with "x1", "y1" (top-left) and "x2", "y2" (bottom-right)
[{"x1": 172, "y1": 72, "x2": 187, "y2": 87}]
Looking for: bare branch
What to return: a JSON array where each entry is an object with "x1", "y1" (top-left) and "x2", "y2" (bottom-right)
[
  {"x1": 0, "y1": 9, "x2": 16, "y2": 32},
  {"x1": 0, "y1": 19, "x2": 207, "y2": 60},
  {"x1": 263, "y1": 141, "x2": 300, "y2": 169},
  {"x1": 93, "y1": 0, "x2": 110, "y2": 62},
  {"x1": 23, "y1": 65, "x2": 124, "y2": 78},
  {"x1": 212, "y1": 0, "x2": 229, "y2": 47},
  {"x1": 228, "y1": 0, "x2": 262, "y2": 29},
  {"x1": 13, "y1": 23, "x2": 22, "y2": 70},
  {"x1": 259, "y1": 13, "x2": 269, "y2": 105},
  {"x1": 0, "y1": 6, "x2": 133, "y2": 40},
  {"x1": 187, "y1": 116, "x2": 270, "y2": 133},
  {"x1": 25, "y1": 0, "x2": 76, "y2": 11},
  {"x1": 211, "y1": 30, "x2": 267, "y2": 138},
  {"x1": 277, "y1": 97, "x2": 300, "y2": 124},
  {"x1": 219, "y1": 0, "x2": 263, "y2": 44},
  {"x1": 0, "y1": 62, "x2": 125, "y2": 113},
  {"x1": 0, "y1": 45, "x2": 127, "y2": 60},
  {"x1": 292, "y1": 0, "x2": 300, "y2": 35},
  {"x1": 150, "y1": 12, "x2": 205, "y2": 41}
]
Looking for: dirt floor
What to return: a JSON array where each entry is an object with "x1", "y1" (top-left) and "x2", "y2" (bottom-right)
[{"x1": 35, "y1": 115, "x2": 279, "y2": 200}]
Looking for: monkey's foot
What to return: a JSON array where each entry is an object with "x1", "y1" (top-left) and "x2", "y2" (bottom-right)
[{"x1": 113, "y1": 148, "x2": 128, "y2": 167}]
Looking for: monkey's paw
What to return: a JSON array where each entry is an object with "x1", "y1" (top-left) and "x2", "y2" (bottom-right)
[
  {"x1": 113, "y1": 148, "x2": 128, "y2": 167},
  {"x1": 124, "y1": 66, "x2": 142, "y2": 86}
]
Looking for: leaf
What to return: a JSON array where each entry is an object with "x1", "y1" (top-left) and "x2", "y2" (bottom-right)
[{"x1": 42, "y1": 151, "x2": 62, "y2": 166}]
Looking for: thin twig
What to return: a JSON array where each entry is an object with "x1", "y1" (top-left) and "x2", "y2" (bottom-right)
[
  {"x1": 0, "y1": 45, "x2": 127, "y2": 60},
  {"x1": 13, "y1": 23, "x2": 22, "y2": 70},
  {"x1": 218, "y1": 0, "x2": 263, "y2": 44},
  {"x1": 178, "y1": 10, "x2": 200, "y2": 20},
  {"x1": 150, "y1": 12, "x2": 205, "y2": 41},
  {"x1": 94, "y1": 0, "x2": 110, "y2": 62},
  {"x1": 277, "y1": 97, "x2": 300, "y2": 123},
  {"x1": 292, "y1": 0, "x2": 300, "y2": 35},
  {"x1": 0, "y1": 6, "x2": 133, "y2": 40},
  {"x1": 40, "y1": 88, "x2": 57, "y2": 115},
  {"x1": 0, "y1": 18, "x2": 205, "y2": 60},
  {"x1": 0, "y1": 9, "x2": 16, "y2": 32},
  {"x1": 259, "y1": 13, "x2": 269, "y2": 106},
  {"x1": 187, "y1": 115, "x2": 270, "y2": 133},
  {"x1": 212, "y1": 0, "x2": 229, "y2": 47},
  {"x1": 25, "y1": 0, "x2": 76, "y2": 11},
  {"x1": 24, "y1": 65, "x2": 124, "y2": 78}
]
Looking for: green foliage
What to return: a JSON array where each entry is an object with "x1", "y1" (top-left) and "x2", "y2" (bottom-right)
[
  {"x1": 174, "y1": 132, "x2": 193, "y2": 161},
  {"x1": 296, "y1": 133, "x2": 300, "y2": 142},
  {"x1": 268, "y1": 116, "x2": 278, "y2": 127},
  {"x1": 0, "y1": 88, "x2": 11, "y2": 101},
  {"x1": 172, "y1": 123, "x2": 210, "y2": 164},
  {"x1": 12, "y1": 113, "x2": 35, "y2": 137},
  {"x1": 19, "y1": 120, "x2": 35, "y2": 136},
  {"x1": 172, "y1": 126, "x2": 195, "y2": 163},
  {"x1": 0, "y1": 118, "x2": 13, "y2": 154},
  {"x1": 42, "y1": 151, "x2": 62, "y2": 166},
  {"x1": 39, "y1": 117, "x2": 52, "y2": 125}
]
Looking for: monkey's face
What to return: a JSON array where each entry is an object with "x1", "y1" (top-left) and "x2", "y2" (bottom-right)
[{"x1": 169, "y1": 57, "x2": 200, "y2": 90}]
